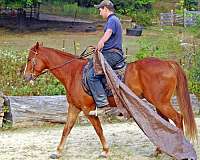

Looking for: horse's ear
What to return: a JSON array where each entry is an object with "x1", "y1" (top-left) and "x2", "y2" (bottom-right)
[{"x1": 35, "y1": 42, "x2": 39, "y2": 49}]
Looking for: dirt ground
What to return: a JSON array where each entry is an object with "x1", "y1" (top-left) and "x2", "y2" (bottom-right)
[{"x1": 0, "y1": 118, "x2": 200, "y2": 160}]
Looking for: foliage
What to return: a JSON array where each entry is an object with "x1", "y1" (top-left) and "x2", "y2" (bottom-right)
[
  {"x1": 2, "y1": 105, "x2": 9, "y2": 113},
  {"x1": 195, "y1": 15, "x2": 200, "y2": 27},
  {"x1": 113, "y1": 0, "x2": 155, "y2": 11},
  {"x1": 184, "y1": 0, "x2": 199, "y2": 11},
  {"x1": 0, "y1": 49, "x2": 65, "y2": 96},
  {"x1": 38, "y1": 0, "x2": 158, "y2": 26},
  {"x1": 40, "y1": 0, "x2": 155, "y2": 9},
  {"x1": 188, "y1": 49, "x2": 200, "y2": 95},
  {"x1": 1, "y1": 119, "x2": 12, "y2": 130},
  {"x1": 63, "y1": 3, "x2": 98, "y2": 17},
  {"x1": 133, "y1": 10, "x2": 158, "y2": 26},
  {"x1": 41, "y1": 1, "x2": 98, "y2": 18},
  {"x1": 0, "y1": 0, "x2": 42, "y2": 8}
]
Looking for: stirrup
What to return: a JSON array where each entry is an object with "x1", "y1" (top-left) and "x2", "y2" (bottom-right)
[
  {"x1": 88, "y1": 107, "x2": 98, "y2": 116},
  {"x1": 89, "y1": 106, "x2": 111, "y2": 116}
]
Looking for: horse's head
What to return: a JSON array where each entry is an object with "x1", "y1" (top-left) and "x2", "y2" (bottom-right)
[{"x1": 24, "y1": 42, "x2": 46, "y2": 83}]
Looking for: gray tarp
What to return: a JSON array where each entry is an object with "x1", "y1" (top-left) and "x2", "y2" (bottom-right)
[{"x1": 95, "y1": 52, "x2": 197, "y2": 160}]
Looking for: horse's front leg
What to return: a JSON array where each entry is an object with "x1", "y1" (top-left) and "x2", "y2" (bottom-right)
[
  {"x1": 86, "y1": 115, "x2": 109, "y2": 158},
  {"x1": 50, "y1": 103, "x2": 80, "y2": 159}
]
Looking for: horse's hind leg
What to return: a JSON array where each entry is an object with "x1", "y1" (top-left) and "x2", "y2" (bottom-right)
[
  {"x1": 50, "y1": 103, "x2": 80, "y2": 159},
  {"x1": 86, "y1": 115, "x2": 109, "y2": 158},
  {"x1": 153, "y1": 103, "x2": 183, "y2": 157},
  {"x1": 156, "y1": 103, "x2": 183, "y2": 131},
  {"x1": 153, "y1": 109, "x2": 170, "y2": 156}
]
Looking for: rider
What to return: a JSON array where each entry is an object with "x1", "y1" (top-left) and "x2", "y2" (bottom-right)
[{"x1": 88, "y1": 0, "x2": 124, "y2": 116}]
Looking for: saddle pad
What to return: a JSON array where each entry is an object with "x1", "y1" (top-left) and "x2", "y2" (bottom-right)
[{"x1": 82, "y1": 60, "x2": 126, "y2": 96}]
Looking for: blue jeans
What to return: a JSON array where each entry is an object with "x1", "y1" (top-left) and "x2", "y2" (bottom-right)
[{"x1": 86, "y1": 50, "x2": 124, "y2": 108}]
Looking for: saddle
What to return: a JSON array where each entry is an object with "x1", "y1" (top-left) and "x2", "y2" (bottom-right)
[{"x1": 82, "y1": 58, "x2": 126, "y2": 96}]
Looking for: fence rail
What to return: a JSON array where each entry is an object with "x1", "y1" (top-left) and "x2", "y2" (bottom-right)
[
  {"x1": 184, "y1": 10, "x2": 200, "y2": 26},
  {"x1": 160, "y1": 10, "x2": 200, "y2": 27}
]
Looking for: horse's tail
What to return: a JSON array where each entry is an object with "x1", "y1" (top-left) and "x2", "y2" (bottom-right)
[{"x1": 170, "y1": 61, "x2": 198, "y2": 141}]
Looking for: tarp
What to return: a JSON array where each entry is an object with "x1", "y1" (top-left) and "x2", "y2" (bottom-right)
[{"x1": 95, "y1": 52, "x2": 197, "y2": 160}]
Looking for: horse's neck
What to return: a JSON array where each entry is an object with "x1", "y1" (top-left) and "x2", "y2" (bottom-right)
[{"x1": 43, "y1": 47, "x2": 83, "y2": 89}]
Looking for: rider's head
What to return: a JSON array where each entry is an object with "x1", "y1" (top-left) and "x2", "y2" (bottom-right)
[{"x1": 94, "y1": 0, "x2": 114, "y2": 19}]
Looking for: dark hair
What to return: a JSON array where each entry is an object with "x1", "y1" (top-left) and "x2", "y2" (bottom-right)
[{"x1": 101, "y1": 5, "x2": 114, "y2": 12}]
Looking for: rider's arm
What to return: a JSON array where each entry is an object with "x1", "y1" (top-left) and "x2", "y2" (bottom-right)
[{"x1": 96, "y1": 29, "x2": 112, "y2": 51}]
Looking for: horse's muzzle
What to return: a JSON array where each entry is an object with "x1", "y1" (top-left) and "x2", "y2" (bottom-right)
[{"x1": 24, "y1": 74, "x2": 34, "y2": 82}]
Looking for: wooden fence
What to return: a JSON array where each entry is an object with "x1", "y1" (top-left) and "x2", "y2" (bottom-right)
[
  {"x1": 160, "y1": 10, "x2": 184, "y2": 26},
  {"x1": 184, "y1": 10, "x2": 200, "y2": 26},
  {"x1": 160, "y1": 9, "x2": 200, "y2": 27}
]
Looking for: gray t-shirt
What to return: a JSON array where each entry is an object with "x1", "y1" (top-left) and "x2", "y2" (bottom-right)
[{"x1": 103, "y1": 14, "x2": 122, "y2": 51}]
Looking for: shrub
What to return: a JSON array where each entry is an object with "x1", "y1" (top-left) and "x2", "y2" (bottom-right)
[
  {"x1": 132, "y1": 10, "x2": 157, "y2": 26},
  {"x1": 188, "y1": 49, "x2": 200, "y2": 95},
  {"x1": 0, "y1": 49, "x2": 65, "y2": 96}
]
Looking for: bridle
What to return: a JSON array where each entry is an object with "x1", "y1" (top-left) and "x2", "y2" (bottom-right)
[{"x1": 27, "y1": 46, "x2": 95, "y2": 80}]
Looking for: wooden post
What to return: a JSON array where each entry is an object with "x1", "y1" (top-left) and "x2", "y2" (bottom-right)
[
  {"x1": 62, "y1": 40, "x2": 65, "y2": 51},
  {"x1": 34, "y1": 4, "x2": 36, "y2": 19},
  {"x1": 183, "y1": 9, "x2": 186, "y2": 28},
  {"x1": 30, "y1": 5, "x2": 32, "y2": 20},
  {"x1": 73, "y1": 41, "x2": 77, "y2": 55},
  {"x1": 73, "y1": 9, "x2": 78, "y2": 25},
  {"x1": 171, "y1": 9, "x2": 174, "y2": 26},
  {"x1": 37, "y1": 2, "x2": 40, "y2": 19},
  {"x1": 17, "y1": 8, "x2": 26, "y2": 32}
]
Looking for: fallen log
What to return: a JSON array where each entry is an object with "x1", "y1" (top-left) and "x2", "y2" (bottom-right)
[
  {"x1": 0, "y1": 94, "x2": 199, "y2": 127},
  {"x1": 8, "y1": 96, "x2": 68, "y2": 126}
]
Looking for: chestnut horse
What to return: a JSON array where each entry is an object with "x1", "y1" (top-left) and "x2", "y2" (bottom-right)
[{"x1": 24, "y1": 42, "x2": 197, "y2": 159}]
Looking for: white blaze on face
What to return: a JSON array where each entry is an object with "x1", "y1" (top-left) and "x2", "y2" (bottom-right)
[
  {"x1": 23, "y1": 63, "x2": 28, "y2": 76},
  {"x1": 30, "y1": 80, "x2": 34, "y2": 86}
]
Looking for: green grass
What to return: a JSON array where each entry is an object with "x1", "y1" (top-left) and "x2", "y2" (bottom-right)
[{"x1": 0, "y1": 25, "x2": 199, "y2": 96}]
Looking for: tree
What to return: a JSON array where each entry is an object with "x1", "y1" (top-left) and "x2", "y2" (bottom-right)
[
  {"x1": 184, "y1": 0, "x2": 198, "y2": 10},
  {"x1": 0, "y1": 0, "x2": 42, "y2": 32},
  {"x1": 0, "y1": 0, "x2": 42, "y2": 8}
]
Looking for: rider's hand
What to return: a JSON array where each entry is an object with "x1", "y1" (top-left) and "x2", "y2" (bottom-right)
[{"x1": 96, "y1": 40, "x2": 104, "y2": 52}]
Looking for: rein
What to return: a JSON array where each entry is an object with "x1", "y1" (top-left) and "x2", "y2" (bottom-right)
[{"x1": 29, "y1": 46, "x2": 95, "y2": 78}]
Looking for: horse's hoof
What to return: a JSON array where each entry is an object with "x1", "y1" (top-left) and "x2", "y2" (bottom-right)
[
  {"x1": 150, "y1": 149, "x2": 162, "y2": 157},
  {"x1": 99, "y1": 151, "x2": 109, "y2": 158},
  {"x1": 49, "y1": 153, "x2": 61, "y2": 159}
]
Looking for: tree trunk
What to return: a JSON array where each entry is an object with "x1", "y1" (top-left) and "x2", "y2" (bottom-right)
[
  {"x1": 17, "y1": 8, "x2": 26, "y2": 32},
  {"x1": 37, "y1": 3, "x2": 40, "y2": 19}
]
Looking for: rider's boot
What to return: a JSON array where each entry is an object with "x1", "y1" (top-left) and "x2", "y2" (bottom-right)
[{"x1": 88, "y1": 105, "x2": 111, "y2": 116}]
